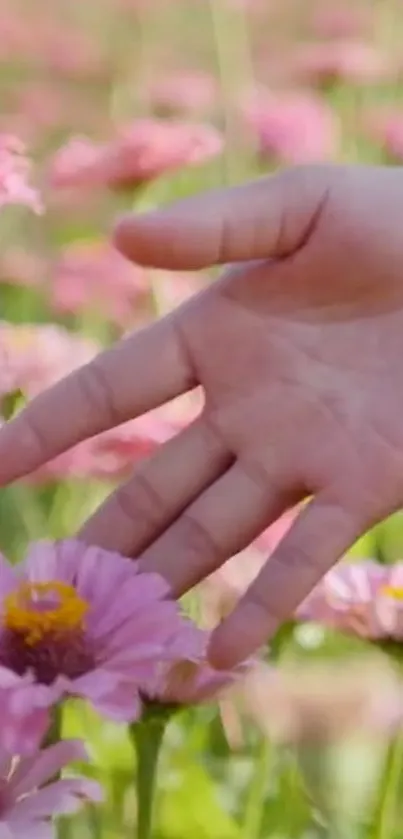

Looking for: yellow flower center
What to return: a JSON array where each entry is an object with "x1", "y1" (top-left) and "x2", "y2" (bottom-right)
[
  {"x1": 3, "y1": 581, "x2": 89, "y2": 646},
  {"x1": 381, "y1": 584, "x2": 403, "y2": 601}
]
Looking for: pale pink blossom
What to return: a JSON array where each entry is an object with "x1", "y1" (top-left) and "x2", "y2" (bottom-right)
[
  {"x1": 0, "y1": 323, "x2": 98, "y2": 400},
  {"x1": 0, "y1": 540, "x2": 184, "y2": 721},
  {"x1": 292, "y1": 40, "x2": 393, "y2": 89},
  {"x1": 239, "y1": 658, "x2": 403, "y2": 745},
  {"x1": 0, "y1": 135, "x2": 42, "y2": 214},
  {"x1": 31, "y1": 393, "x2": 201, "y2": 483},
  {"x1": 311, "y1": 7, "x2": 373, "y2": 39},
  {"x1": 0, "y1": 738, "x2": 102, "y2": 838},
  {"x1": 241, "y1": 90, "x2": 339, "y2": 164},
  {"x1": 296, "y1": 559, "x2": 403, "y2": 641},
  {"x1": 48, "y1": 120, "x2": 223, "y2": 192},
  {"x1": 141, "y1": 623, "x2": 247, "y2": 707},
  {"x1": 35, "y1": 412, "x2": 179, "y2": 483},
  {"x1": 51, "y1": 241, "x2": 149, "y2": 325}
]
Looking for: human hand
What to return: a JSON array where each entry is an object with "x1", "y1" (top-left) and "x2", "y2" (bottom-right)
[{"x1": 3, "y1": 164, "x2": 403, "y2": 667}]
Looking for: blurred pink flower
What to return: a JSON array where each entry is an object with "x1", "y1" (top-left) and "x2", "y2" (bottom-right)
[
  {"x1": 364, "y1": 109, "x2": 403, "y2": 161},
  {"x1": 51, "y1": 241, "x2": 149, "y2": 325},
  {"x1": 292, "y1": 40, "x2": 393, "y2": 88},
  {"x1": 0, "y1": 135, "x2": 42, "y2": 214},
  {"x1": 241, "y1": 90, "x2": 339, "y2": 164},
  {"x1": 40, "y1": 412, "x2": 179, "y2": 482},
  {"x1": 0, "y1": 323, "x2": 98, "y2": 399},
  {"x1": 146, "y1": 72, "x2": 218, "y2": 117},
  {"x1": 0, "y1": 539, "x2": 183, "y2": 721},
  {"x1": 239, "y1": 658, "x2": 403, "y2": 745},
  {"x1": 142, "y1": 622, "x2": 248, "y2": 707},
  {"x1": 32, "y1": 393, "x2": 201, "y2": 483},
  {"x1": 48, "y1": 119, "x2": 223, "y2": 191},
  {"x1": 311, "y1": 6, "x2": 373, "y2": 39},
  {"x1": 296, "y1": 559, "x2": 403, "y2": 642},
  {"x1": 0, "y1": 739, "x2": 102, "y2": 838}
]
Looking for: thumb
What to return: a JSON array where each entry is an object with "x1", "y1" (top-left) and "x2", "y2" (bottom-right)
[{"x1": 113, "y1": 164, "x2": 332, "y2": 270}]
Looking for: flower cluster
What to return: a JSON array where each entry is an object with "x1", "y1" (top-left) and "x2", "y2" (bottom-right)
[{"x1": 0, "y1": 538, "x2": 249, "y2": 836}]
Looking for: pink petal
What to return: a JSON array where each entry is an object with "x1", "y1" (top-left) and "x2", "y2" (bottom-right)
[
  {"x1": 22, "y1": 542, "x2": 63, "y2": 584},
  {"x1": 0, "y1": 555, "x2": 17, "y2": 602},
  {"x1": 0, "y1": 667, "x2": 25, "y2": 689},
  {"x1": 72, "y1": 669, "x2": 123, "y2": 699},
  {"x1": 88, "y1": 575, "x2": 168, "y2": 638},
  {"x1": 73, "y1": 542, "x2": 138, "y2": 602},
  {"x1": 88, "y1": 684, "x2": 142, "y2": 722},
  {"x1": 10, "y1": 777, "x2": 102, "y2": 821},
  {"x1": 98, "y1": 601, "x2": 180, "y2": 650},
  {"x1": 6, "y1": 819, "x2": 52, "y2": 839},
  {"x1": 10, "y1": 741, "x2": 88, "y2": 797}
]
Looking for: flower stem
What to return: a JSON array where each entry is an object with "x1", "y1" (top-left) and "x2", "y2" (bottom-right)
[
  {"x1": 243, "y1": 737, "x2": 271, "y2": 839},
  {"x1": 131, "y1": 718, "x2": 167, "y2": 839},
  {"x1": 369, "y1": 733, "x2": 403, "y2": 839}
]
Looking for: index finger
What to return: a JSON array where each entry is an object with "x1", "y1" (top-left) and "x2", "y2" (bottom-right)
[{"x1": 0, "y1": 314, "x2": 195, "y2": 484}]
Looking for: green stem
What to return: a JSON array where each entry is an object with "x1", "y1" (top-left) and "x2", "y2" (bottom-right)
[
  {"x1": 43, "y1": 703, "x2": 63, "y2": 753},
  {"x1": 243, "y1": 738, "x2": 271, "y2": 839},
  {"x1": 131, "y1": 719, "x2": 167, "y2": 839},
  {"x1": 369, "y1": 733, "x2": 403, "y2": 839},
  {"x1": 42, "y1": 705, "x2": 65, "y2": 839},
  {"x1": 209, "y1": 0, "x2": 256, "y2": 186}
]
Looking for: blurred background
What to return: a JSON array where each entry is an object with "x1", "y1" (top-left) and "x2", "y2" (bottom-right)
[{"x1": 3, "y1": 0, "x2": 403, "y2": 836}]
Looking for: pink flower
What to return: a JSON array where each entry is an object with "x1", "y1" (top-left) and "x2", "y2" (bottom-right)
[
  {"x1": 141, "y1": 623, "x2": 247, "y2": 707},
  {"x1": 311, "y1": 7, "x2": 373, "y2": 39},
  {"x1": 292, "y1": 40, "x2": 393, "y2": 89},
  {"x1": 31, "y1": 393, "x2": 201, "y2": 483},
  {"x1": 0, "y1": 738, "x2": 102, "y2": 838},
  {"x1": 375, "y1": 563, "x2": 403, "y2": 640},
  {"x1": 0, "y1": 540, "x2": 183, "y2": 721},
  {"x1": 48, "y1": 119, "x2": 223, "y2": 192},
  {"x1": 241, "y1": 90, "x2": 339, "y2": 164},
  {"x1": 296, "y1": 559, "x2": 396, "y2": 641},
  {"x1": 239, "y1": 658, "x2": 403, "y2": 746},
  {"x1": 0, "y1": 135, "x2": 42, "y2": 214},
  {"x1": 51, "y1": 241, "x2": 149, "y2": 325},
  {"x1": 0, "y1": 323, "x2": 98, "y2": 401}
]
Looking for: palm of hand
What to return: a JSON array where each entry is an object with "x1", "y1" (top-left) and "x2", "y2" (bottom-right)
[{"x1": 2, "y1": 164, "x2": 403, "y2": 665}]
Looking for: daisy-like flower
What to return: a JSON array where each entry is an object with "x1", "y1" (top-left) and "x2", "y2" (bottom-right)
[
  {"x1": 0, "y1": 738, "x2": 102, "y2": 838},
  {"x1": 48, "y1": 119, "x2": 223, "y2": 192},
  {"x1": 0, "y1": 540, "x2": 184, "y2": 721},
  {"x1": 141, "y1": 622, "x2": 249, "y2": 709},
  {"x1": 296, "y1": 559, "x2": 390, "y2": 640}
]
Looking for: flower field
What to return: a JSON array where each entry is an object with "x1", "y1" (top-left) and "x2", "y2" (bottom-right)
[{"x1": 2, "y1": 1, "x2": 403, "y2": 837}]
